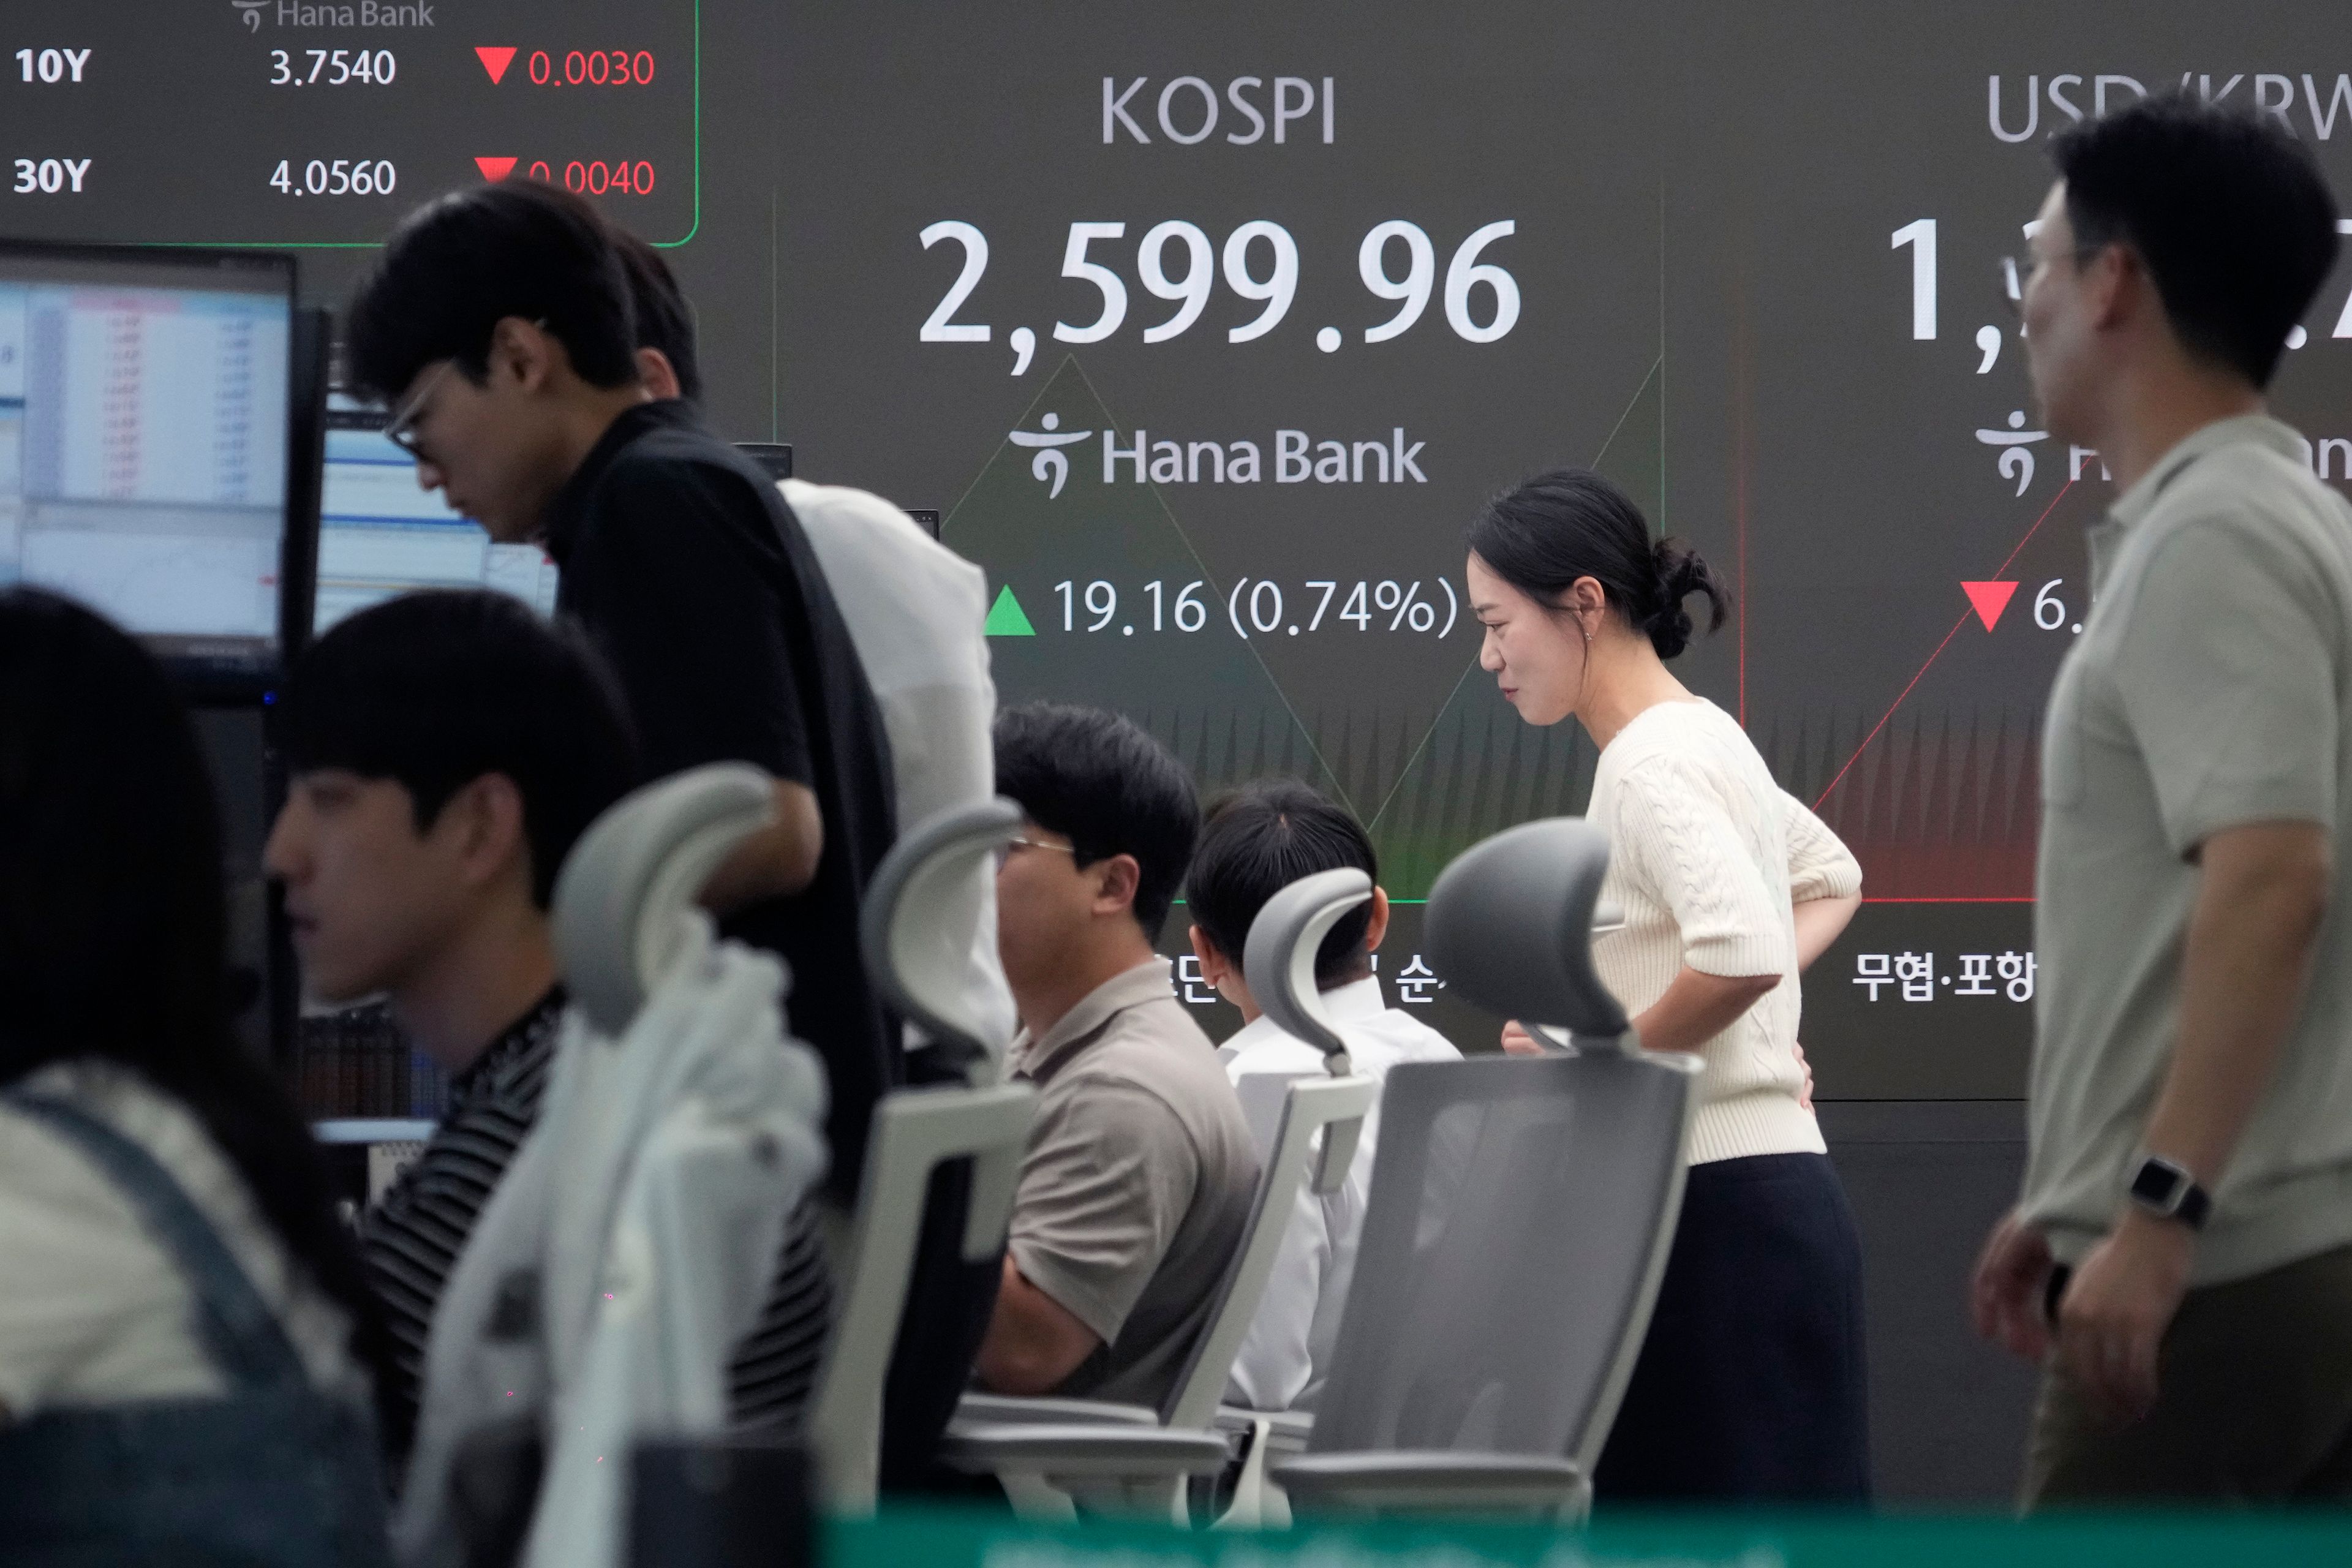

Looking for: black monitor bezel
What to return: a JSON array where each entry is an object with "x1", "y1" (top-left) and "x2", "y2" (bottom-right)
[{"x1": 0, "y1": 239, "x2": 312, "y2": 706}]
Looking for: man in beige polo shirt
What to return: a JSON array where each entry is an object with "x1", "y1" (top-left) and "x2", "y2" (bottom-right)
[
  {"x1": 1968, "y1": 98, "x2": 2352, "y2": 1504},
  {"x1": 974, "y1": 703, "x2": 1257, "y2": 1409}
]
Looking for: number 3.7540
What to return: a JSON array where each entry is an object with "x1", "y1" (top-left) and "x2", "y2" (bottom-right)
[{"x1": 271, "y1": 49, "x2": 394, "y2": 85}]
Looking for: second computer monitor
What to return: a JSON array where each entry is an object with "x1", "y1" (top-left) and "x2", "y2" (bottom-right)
[{"x1": 314, "y1": 399, "x2": 558, "y2": 631}]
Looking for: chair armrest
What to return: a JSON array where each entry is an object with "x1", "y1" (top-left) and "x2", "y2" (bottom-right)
[
  {"x1": 1270, "y1": 1451, "x2": 1585, "y2": 1517},
  {"x1": 937, "y1": 1423, "x2": 1233, "y2": 1482},
  {"x1": 951, "y1": 1393, "x2": 1159, "y2": 1429}
]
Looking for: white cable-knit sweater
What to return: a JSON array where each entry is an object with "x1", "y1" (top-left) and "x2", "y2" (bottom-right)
[{"x1": 1587, "y1": 699, "x2": 1863, "y2": 1165}]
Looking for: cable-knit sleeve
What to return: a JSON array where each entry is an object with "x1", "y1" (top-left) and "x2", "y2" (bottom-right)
[
  {"x1": 1611, "y1": 754, "x2": 1793, "y2": 979},
  {"x1": 1782, "y1": 791, "x2": 1863, "y2": 903}
]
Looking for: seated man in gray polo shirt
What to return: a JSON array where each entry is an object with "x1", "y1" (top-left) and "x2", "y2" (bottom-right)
[
  {"x1": 1968, "y1": 98, "x2": 2352, "y2": 1504},
  {"x1": 976, "y1": 703, "x2": 1258, "y2": 1409}
]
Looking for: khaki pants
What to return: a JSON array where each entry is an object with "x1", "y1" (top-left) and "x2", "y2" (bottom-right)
[{"x1": 2024, "y1": 1241, "x2": 2352, "y2": 1508}]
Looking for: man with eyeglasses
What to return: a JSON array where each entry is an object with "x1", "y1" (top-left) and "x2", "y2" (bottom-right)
[
  {"x1": 1967, "y1": 97, "x2": 2352, "y2": 1506},
  {"x1": 976, "y1": 703, "x2": 1257, "y2": 1411},
  {"x1": 345, "y1": 181, "x2": 897, "y2": 1436}
]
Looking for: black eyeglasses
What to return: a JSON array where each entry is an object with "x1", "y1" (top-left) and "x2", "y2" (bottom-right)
[
  {"x1": 383, "y1": 358, "x2": 454, "y2": 458},
  {"x1": 383, "y1": 317, "x2": 550, "y2": 459}
]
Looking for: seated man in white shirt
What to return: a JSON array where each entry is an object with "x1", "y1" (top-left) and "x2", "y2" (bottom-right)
[{"x1": 1186, "y1": 780, "x2": 1460, "y2": 1412}]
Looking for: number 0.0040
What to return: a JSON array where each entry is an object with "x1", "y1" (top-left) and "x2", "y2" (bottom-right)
[
  {"x1": 270, "y1": 159, "x2": 396, "y2": 196},
  {"x1": 526, "y1": 160, "x2": 655, "y2": 195}
]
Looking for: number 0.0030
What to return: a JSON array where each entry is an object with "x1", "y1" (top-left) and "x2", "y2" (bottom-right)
[{"x1": 269, "y1": 159, "x2": 396, "y2": 196}]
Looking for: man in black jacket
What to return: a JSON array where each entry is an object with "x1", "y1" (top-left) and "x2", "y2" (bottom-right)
[{"x1": 346, "y1": 181, "x2": 897, "y2": 1431}]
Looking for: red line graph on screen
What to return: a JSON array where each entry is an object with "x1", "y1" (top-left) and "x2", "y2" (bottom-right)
[{"x1": 1806, "y1": 478, "x2": 2076, "y2": 904}]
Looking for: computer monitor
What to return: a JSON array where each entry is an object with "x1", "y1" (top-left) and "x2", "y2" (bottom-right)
[
  {"x1": 313, "y1": 397, "x2": 558, "y2": 631},
  {"x1": 737, "y1": 442, "x2": 793, "y2": 480},
  {"x1": 0, "y1": 243, "x2": 301, "y2": 688}
]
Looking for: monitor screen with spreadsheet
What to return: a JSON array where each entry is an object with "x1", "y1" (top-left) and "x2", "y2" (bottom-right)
[
  {"x1": 0, "y1": 244, "x2": 295, "y2": 677},
  {"x1": 314, "y1": 399, "x2": 557, "y2": 632}
]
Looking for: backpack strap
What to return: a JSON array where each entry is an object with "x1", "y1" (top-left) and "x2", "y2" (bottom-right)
[{"x1": 4, "y1": 1088, "x2": 308, "y2": 1390}]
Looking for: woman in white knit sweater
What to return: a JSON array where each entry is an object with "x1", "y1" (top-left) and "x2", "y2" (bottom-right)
[{"x1": 1469, "y1": 467, "x2": 1871, "y2": 1504}]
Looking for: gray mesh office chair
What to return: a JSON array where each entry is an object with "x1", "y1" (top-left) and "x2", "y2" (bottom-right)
[
  {"x1": 938, "y1": 869, "x2": 1381, "y2": 1523},
  {"x1": 805, "y1": 800, "x2": 1038, "y2": 1515},
  {"x1": 1267, "y1": 818, "x2": 1700, "y2": 1521},
  {"x1": 407, "y1": 766, "x2": 831, "y2": 1568}
]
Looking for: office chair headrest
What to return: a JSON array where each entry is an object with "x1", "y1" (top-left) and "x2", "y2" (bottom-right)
[
  {"x1": 552, "y1": 764, "x2": 779, "y2": 1038},
  {"x1": 1423, "y1": 818, "x2": 1629, "y2": 1046},
  {"x1": 1243, "y1": 867, "x2": 1374, "y2": 1074},
  {"x1": 860, "y1": 797, "x2": 1022, "y2": 1063}
]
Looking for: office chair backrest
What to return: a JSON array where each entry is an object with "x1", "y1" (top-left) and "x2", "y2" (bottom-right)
[
  {"x1": 1231, "y1": 1071, "x2": 1302, "y2": 1160},
  {"x1": 1306, "y1": 820, "x2": 1696, "y2": 1479},
  {"x1": 1155, "y1": 870, "x2": 1379, "y2": 1432},
  {"x1": 551, "y1": 764, "x2": 780, "y2": 1039},
  {"x1": 812, "y1": 800, "x2": 1039, "y2": 1514}
]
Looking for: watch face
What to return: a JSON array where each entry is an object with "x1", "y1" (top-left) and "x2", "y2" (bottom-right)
[{"x1": 2131, "y1": 1159, "x2": 2185, "y2": 1210}]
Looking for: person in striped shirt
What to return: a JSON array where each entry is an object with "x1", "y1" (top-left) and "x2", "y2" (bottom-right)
[{"x1": 265, "y1": 589, "x2": 638, "y2": 1468}]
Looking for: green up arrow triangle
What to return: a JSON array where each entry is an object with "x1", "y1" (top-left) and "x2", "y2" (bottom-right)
[{"x1": 983, "y1": 583, "x2": 1036, "y2": 637}]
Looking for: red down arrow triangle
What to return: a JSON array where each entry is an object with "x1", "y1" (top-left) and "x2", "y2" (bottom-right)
[
  {"x1": 1962, "y1": 579, "x2": 2019, "y2": 631},
  {"x1": 475, "y1": 47, "x2": 517, "y2": 85},
  {"x1": 474, "y1": 156, "x2": 518, "y2": 183}
]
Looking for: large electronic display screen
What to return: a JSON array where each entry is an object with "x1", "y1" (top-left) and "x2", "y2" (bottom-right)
[
  {"x1": 0, "y1": 1, "x2": 694, "y2": 248},
  {"x1": 11, "y1": 2, "x2": 2351, "y2": 1094},
  {"x1": 766, "y1": 7, "x2": 2352, "y2": 1094}
]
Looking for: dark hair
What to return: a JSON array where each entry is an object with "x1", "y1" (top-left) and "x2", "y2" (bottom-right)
[
  {"x1": 993, "y1": 703, "x2": 1199, "y2": 940},
  {"x1": 0, "y1": 589, "x2": 393, "y2": 1416},
  {"x1": 616, "y1": 228, "x2": 703, "y2": 403},
  {"x1": 279, "y1": 590, "x2": 639, "y2": 906},
  {"x1": 2052, "y1": 95, "x2": 2340, "y2": 388},
  {"x1": 346, "y1": 181, "x2": 640, "y2": 402},
  {"x1": 1468, "y1": 467, "x2": 1727, "y2": 659},
  {"x1": 1189, "y1": 780, "x2": 1378, "y2": 987}
]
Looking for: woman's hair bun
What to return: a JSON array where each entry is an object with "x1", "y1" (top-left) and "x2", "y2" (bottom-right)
[
  {"x1": 1644, "y1": 537, "x2": 1730, "y2": 660},
  {"x1": 1464, "y1": 467, "x2": 1729, "y2": 662}
]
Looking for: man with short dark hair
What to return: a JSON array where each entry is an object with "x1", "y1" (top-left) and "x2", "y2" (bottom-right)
[
  {"x1": 267, "y1": 589, "x2": 638, "y2": 1461},
  {"x1": 1187, "y1": 781, "x2": 1458, "y2": 1412},
  {"x1": 1967, "y1": 97, "x2": 2352, "y2": 1504},
  {"x1": 347, "y1": 182, "x2": 897, "y2": 1438},
  {"x1": 346, "y1": 182, "x2": 896, "y2": 1194},
  {"x1": 979, "y1": 704, "x2": 1257, "y2": 1408}
]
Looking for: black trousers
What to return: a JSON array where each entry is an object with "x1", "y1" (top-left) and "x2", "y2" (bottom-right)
[{"x1": 1592, "y1": 1152, "x2": 1871, "y2": 1505}]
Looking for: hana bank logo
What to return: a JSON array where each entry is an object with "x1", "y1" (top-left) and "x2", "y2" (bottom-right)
[
  {"x1": 233, "y1": 0, "x2": 268, "y2": 29},
  {"x1": 1008, "y1": 413, "x2": 1091, "y2": 499}
]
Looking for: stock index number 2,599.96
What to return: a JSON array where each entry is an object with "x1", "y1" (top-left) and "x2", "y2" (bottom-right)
[{"x1": 922, "y1": 217, "x2": 1521, "y2": 372}]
